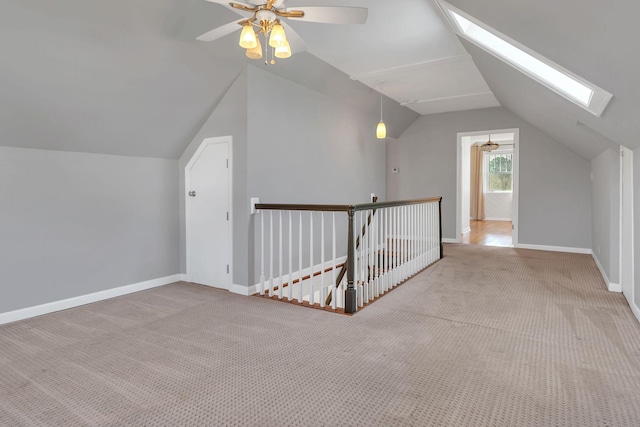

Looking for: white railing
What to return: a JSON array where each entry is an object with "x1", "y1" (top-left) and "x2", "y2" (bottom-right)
[{"x1": 255, "y1": 197, "x2": 442, "y2": 314}]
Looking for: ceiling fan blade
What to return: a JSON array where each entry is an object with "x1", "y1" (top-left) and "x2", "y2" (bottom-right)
[
  {"x1": 287, "y1": 7, "x2": 368, "y2": 24},
  {"x1": 281, "y1": 21, "x2": 307, "y2": 54},
  {"x1": 196, "y1": 19, "x2": 244, "y2": 42},
  {"x1": 203, "y1": 0, "x2": 252, "y2": 10}
]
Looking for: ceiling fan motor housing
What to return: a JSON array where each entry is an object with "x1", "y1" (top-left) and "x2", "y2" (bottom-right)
[{"x1": 256, "y1": 9, "x2": 277, "y2": 23}]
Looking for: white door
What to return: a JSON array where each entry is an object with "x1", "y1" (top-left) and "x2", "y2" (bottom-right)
[
  {"x1": 621, "y1": 146, "x2": 634, "y2": 306},
  {"x1": 187, "y1": 139, "x2": 231, "y2": 289}
]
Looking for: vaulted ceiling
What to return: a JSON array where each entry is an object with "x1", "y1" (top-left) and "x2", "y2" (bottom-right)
[{"x1": 0, "y1": 0, "x2": 636, "y2": 160}]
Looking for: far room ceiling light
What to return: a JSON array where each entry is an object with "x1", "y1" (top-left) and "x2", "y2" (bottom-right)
[
  {"x1": 436, "y1": 0, "x2": 613, "y2": 117},
  {"x1": 480, "y1": 135, "x2": 500, "y2": 152},
  {"x1": 376, "y1": 82, "x2": 386, "y2": 139}
]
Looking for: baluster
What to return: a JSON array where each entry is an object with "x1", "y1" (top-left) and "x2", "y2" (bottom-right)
[
  {"x1": 371, "y1": 207, "x2": 380, "y2": 298},
  {"x1": 260, "y1": 210, "x2": 265, "y2": 296},
  {"x1": 298, "y1": 211, "x2": 303, "y2": 304},
  {"x1": 288, "y1": 211, "x2": 292, "y2": 301},
  {"x1": 362, "y1": 210, "x2": 369, "y2": 305},
  {"x1": 332, "y1": 212, "x2": 337, "y2": 311},
  {"x1": 309, "y1": 211, "x2": 314, "y2": 306},
  {"x1": 278, "y1": 211, "x2": 283, "y2": 299},
  {"x1": 269, "y1": 211, "x2": 274, "y2": 297},
  {"x1": 320, "y1": 212, "x2": 325, "y2": 308},
  {"x1": 383, "y1": 207, "x2": 388, "y2": 292}
]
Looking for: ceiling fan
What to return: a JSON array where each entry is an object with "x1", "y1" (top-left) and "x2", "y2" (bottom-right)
[{"x1": 197, "y1": 0, "x2": 368, "y2": 63}]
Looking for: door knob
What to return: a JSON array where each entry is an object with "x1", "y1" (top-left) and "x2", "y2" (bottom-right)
[{"x1": 188, "y1": 191, "x2": 196, "y2": 197}]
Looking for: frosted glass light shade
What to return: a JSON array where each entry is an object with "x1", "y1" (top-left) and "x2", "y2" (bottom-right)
[
  {"x1": 269, "y1": 23, "x2": 287, "y2": 47},
  {"x1": 376, "y1": 121, "x2": 386, "y2": 139},
  {"x1": 246, "y1": 37, "x2": 262, "y2": 59},
  {"x1": 239, "y1": 25, "x2": 257, "y2": 49},
  {"x1": 274, "y1": 41, "x2": 291, "y2": 58}
]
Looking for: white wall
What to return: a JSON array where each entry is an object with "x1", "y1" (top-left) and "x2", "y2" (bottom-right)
[
  {"x1": 388, "y1": 107, "x2": 592, "y2": 249},
  {"x1": 0, "y1": 146, "x2": 179, "y2": 314},
  {"x1": 484, "y1": 192, "x2": 512, "y2": 220},
  {"x1": 591, "y1": 148, "x2": 620, "y2": 288}
]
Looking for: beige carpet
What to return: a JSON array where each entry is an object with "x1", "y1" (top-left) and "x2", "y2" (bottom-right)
[{"x1": 1, "y1": 244, "x2": 640, "y2": 426}]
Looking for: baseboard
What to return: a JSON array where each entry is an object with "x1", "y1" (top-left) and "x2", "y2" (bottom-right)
[
  {"x1": 179, "y1": 274, "x2": 188, "y2": 281},
  {"x1": 590, "y1": 252, "x2": 622, "y2": 293},
  {"x1": 462, "y1": 227, "x2": 471, "y2": 234},
  {"x1": 252, "y1": 255, "x2": 347, "y2": 295},
  {"x1": 630, "y1": 300, "x2": 640, "y2": 324},
  {"x1": 484, "y1": 217, "x2": 512, "y2": 221},
  {"x1": 442, "y1": 238, "x2": 460, "y2": 244},
  {"x1": 515, "y1": 243, "x2": 591, "y2": 254},
  {"x1": 0, "y1": 274, "x2": 182, "y2": 326},
  {"x1": 229, "y1": 283, "x2": 260, "y2": 296}
]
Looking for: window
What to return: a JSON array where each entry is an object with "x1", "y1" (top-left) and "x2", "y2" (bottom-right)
[
  {"x1": 485, "y1": 152, "x2": 512, "y2": 192},
  {"x1": 436, "y1": 0, "x2": 613, "y2": 117}
]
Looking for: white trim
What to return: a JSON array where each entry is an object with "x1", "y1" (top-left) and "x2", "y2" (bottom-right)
[
  {"x1": 484, "y1": 217, "x2": 512, "y2": 221},
  {"x1": 229, "y1": 283, "x2": 260, "y2": 296},
  {"x1": 591, "y1": 252, "x2": 622, "y2": 293},
  {"x1": 515, "y1": 243, "x2": 591, "y2": 254},
  {"x1": 0, "y1": 275, "x2": 182, "y2": 325},
  {"x1": 252, "y1": 255, "x2": 348, "y2": 295},
  {"x1": 185, "y1": 136, "x2": 233, "y2": 289},
  {"x1": 179, "y1": 274, "x2": 188, "y2": 281},
  {"x1": 630, "y1": 301, "x2": 640, "y2": 325},
  {"x1": 442, "y1": 238, "x2": 460, "y2": 244},
  {"x1": 462, "y1": 227, "x2": 471, "y2": 234}
]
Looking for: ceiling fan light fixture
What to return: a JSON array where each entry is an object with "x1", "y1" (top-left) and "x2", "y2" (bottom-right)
[
  {"x1": 269, "y1": 23, "x2": 287, "y2": 48},
  {"x1": 239, "y1": 24, "x2": 258, "y2": 49},
  {"x1": 246, "y1": 36, "x2": 263, "y2": 59},
  {"x1": 274, "y1": 40, "x2": 291, "y2": 58}
]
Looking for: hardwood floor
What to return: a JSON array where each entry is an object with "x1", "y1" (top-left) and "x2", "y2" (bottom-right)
[{"x1": 461, "y1": 220, "x2": 512, "y2": 247}]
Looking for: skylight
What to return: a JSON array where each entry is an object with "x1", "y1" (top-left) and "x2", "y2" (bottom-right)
[{"x1": 436, "y1": 0, "x2": 612, "y2": 117}]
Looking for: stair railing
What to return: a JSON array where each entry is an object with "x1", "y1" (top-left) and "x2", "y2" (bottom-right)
[{"x1": 255, "y1": 197, "x2": 442, "y2": 314}]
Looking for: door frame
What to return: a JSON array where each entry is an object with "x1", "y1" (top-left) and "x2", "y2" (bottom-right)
[
  {"x1": 185, "y1": 136, "x2": 233, "y2": 287},
  {"x1": 456, "y1": 128, "x2": 520, "y2": 245},
  {"x1": 620, "y1": 146, "x2": 634, "y2": 306}
]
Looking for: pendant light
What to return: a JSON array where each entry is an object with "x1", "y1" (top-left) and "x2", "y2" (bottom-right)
[{"x1": 376, "y1": 82, "x2": 386, "y2": 139}]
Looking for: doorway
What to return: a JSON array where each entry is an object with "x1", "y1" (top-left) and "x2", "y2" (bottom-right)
[
  {"x1": 185, "y1": 137, "x2": 232, "y2": 289},
  {"x1": 457, "y1": 129, "x2": 519, "y2": 247},
  {"x1": 620, "y1": 146, "x2": 634, "y2": 308}
]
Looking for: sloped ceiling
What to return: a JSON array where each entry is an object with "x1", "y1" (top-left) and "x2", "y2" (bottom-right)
[
  {"x1": 444, "y1": 0, "x2": 640, "y2": 159},
  {"x1": 0, "y1": 0, "x2": 636, "y2": 160}
]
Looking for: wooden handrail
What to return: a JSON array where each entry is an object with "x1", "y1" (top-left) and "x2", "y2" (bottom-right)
[{"x1": 254, "y1": 196, "x2": 442, "y2": 213}]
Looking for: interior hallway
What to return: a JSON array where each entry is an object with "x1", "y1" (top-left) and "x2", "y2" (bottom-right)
[{"x1": 462, "y1": 219, "x2": 512, "y2": 247}]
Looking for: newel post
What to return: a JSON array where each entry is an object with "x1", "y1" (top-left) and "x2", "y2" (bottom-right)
[
  {"x1": 345, "y1": 207, "x2": 357, "y2": 314},
  {"x1": 438, "y1": 198, "x2": 443, "y2": 259}
]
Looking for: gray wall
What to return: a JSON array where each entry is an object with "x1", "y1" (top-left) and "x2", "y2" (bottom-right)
[
  {"x1": 0, "y1": 146, "x2": 179, "y2": 313},
  {"x1": 246, "y1": 66, "x2": 387, "y2": 285},
  {"x1": 179, "y1": 70, "x2": 249, "y2": 286},
  {"x1": 387, "y1": 107, "x2": 592, "y2": 249},
  {"x1": 591, "y1": 148, "x2": 620, "y2": 285}
]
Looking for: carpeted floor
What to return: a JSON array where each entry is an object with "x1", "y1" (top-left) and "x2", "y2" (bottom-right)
[{"x1": 1, "y1": 244, "x2": 640, "y2": 426}]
